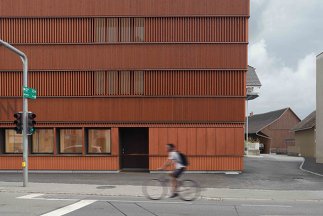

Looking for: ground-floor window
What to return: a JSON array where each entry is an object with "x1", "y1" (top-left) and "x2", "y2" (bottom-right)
[
  {"x1": 5, "y1": 129, "x2": 23, "y2": 153},
  {"x1": 60, "y1": 129, "x2": 83, "y2": 153},
  {"x1": 88, "y1": 129, "x2": 111, "y2": 153},
  {"x1": 32, "y1": 129, "x2": 54, "y2": 153}
]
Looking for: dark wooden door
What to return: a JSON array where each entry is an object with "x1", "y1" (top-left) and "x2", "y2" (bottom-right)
[{"x1": 120, "y1": 128, "x2": 149, "y2": 170}]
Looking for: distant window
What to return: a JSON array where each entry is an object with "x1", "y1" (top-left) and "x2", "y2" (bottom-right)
[
  {"x1": 93, "y1": 18, "x2": 145, "y2": 43},
  {"x1": 94, "y1": 18, "x2": 106, "y2": 42},
  {"x1": 5, "y1": 130, "x2": 22, "y2": 153},
  {"x1": 119, "y1": 18, "x2": 131, "y2": 42},
  {"x1": 107, "y1": 18, "x2": 118, "y2": 42},
  {"x1": 94, "y1": 71, "x2": 106, "y2": 95},
  {"x1": 133, "y1": 71, "x2": 144, "y2": 95},
  {"x1": 134, "y1": 18, "x2": 145, "y2": 42},
  {"x1": 119, "y1": 71, "x2": 131, "y2": 95},
  {"x1": 32, "y1": 129, "x2": 54, "y2": 153},
  {"x1": 60, "y1": 129, "x2": 83, "y2": 153},
  {"x1": 88, "y1": 129, "x2": 111, "y2": 154}
]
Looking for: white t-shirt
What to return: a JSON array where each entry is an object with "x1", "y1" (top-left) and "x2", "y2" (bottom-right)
[{"x1": 168, "y1": 151, "x2": 185, "y2": 169}]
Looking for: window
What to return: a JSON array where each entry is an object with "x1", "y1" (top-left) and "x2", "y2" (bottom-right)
[
  {"x1": 88, "y1": 129, "x2": 111, "y2": 153},
  {"x1": 107, "y1": 18, "x2": 118, "y2": 42},
  {"x1": 134, "y1": 18, "x2": 144, "y2": 42},
  {"x1": 5, "y1": 130, "x2": 23, "y2": 153},
  {"x1": 32, "y1": 129, "x2": 54, "y2": 153},
  {"x1": 94, "y1": 71, "x2": 106, "y2": 95},
  {"x1": 60, "y1": 129, "x2": 83, "y2": 153},
  {"x1": 119, "y1": 18, "x2": 131, "y2": 42},
  {"x1": 107, "y1": 71, "x2": 144, "y2": 95},
  {"x1": 94, "y1": 18, "x2": 106, "y2": 42},
  {"x1": 93, "y1": 18, "x2": 145, "y2": 43}
]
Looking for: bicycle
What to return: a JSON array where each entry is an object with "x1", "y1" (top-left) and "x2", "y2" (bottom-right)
[{"x1": 142, "y1": 172, "x2": 200, "y2": 201}]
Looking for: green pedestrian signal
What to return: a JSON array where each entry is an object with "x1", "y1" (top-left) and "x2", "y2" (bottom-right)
[{"x1": 27, "y1": 112, "x2": 36, "y2": 135}]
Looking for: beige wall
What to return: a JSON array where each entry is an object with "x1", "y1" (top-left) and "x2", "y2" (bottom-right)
[
  {"x1": 317, "y1": 53, "x2": 323, "y2": 163},
  {"x1": 295, "y1": 129, "x2": 316, "y2": 158}
]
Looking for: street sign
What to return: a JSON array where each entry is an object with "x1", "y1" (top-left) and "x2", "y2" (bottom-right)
[{"x1": 23, "y1": 86, "x2": 37, "y2": 99}]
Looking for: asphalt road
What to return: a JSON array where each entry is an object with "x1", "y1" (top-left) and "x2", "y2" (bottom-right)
[
  {"x1": 0, "y1": 155, "x2": 322, "y2": 190},
  {"x1": 1, "y1": 192, "x2": 323, "y2": 216}
]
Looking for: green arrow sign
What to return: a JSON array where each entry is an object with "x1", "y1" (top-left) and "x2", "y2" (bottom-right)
[{"x1": 23, "y1": 86, "x2": 37, "y2": 99}]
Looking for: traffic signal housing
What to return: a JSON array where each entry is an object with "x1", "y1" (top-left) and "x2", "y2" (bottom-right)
[
  {"x1": 27, "y1": 112, "x2": 36, "y2": 135},
  {"x1": 13, "y1": 112, "x2": 23, "y2": 134}
]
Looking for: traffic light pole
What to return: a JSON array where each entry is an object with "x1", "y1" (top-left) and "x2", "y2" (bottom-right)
[{"x1": 0, "y1": 39, "x2": 29, "y2": 187}]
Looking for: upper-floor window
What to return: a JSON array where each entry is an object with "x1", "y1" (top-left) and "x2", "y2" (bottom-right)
[{"x1": 94, "y1": 18, "x2": 144, "y2": 43}]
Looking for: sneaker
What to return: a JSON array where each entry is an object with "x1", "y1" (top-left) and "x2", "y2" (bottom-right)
[{"x1": 169, "y1": 193, "x2": 178, "y2": 198}]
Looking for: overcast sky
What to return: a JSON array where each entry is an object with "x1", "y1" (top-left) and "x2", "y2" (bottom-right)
[{"x1": 248, "y1": 0, "x2": 323, "y2": 119}]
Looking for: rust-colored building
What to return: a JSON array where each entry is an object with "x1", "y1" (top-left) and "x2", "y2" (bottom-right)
[
  {"x1": 247, "y1": 108, "x2": 301, "y2": 154},
  {"x1": 0, "y1": 0, "x2": 249, "y2": 171}
]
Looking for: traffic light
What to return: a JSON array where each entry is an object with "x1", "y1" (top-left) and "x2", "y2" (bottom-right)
[
  {"x1": 13, "y1": 112, "x2": 23, "y2": 134},
  {"x1": 27, "y1": 112, "x2": 36, "y2": 135}
]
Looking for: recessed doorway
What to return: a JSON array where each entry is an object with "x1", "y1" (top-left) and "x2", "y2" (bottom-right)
[{"x1": 119, "y1": 128, "x2": 149, "y2": 171}]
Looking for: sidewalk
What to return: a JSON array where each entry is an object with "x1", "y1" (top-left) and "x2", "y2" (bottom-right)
[
  {"x1": 1, "y1": 181, "x2": 323, "y2": 202},
  {"x1": 301, "y1": 157, "x2": 323, "y2": 176}
]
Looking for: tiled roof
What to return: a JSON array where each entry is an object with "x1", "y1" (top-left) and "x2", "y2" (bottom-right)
[
  {"x1": 247, "y1": 66, "x2": 262, "y2": 87},
  {"x1": 247, "y1": 108, "x2": 289, "y2": 134},
  {"x1": 292, "y1": 111, "x2": 316, "y2": 132}
]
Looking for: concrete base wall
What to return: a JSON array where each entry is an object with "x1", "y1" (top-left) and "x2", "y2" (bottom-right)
[
  {"x1": 317, "y1": 53, "x2": 323, "y2": 163},
  {"x1": 295, "y1": 129, "x2": 315, "y2": 158}
]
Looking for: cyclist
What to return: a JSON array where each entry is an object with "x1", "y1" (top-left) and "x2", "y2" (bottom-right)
[{"x1": 159, "y1": 143, "x2": 186, "y2": 198}]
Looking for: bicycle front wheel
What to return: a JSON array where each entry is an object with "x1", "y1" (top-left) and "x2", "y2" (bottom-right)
[
  {"x1": 142, "y1": 179, "x2": 166, "y2": 200},
  {"x1": 178, "y1": 180, "x2": 200, "y2": 201}
]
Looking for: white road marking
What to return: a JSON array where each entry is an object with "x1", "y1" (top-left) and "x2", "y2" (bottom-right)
[
  {"x1": 40, "y1": 200, "x2": 97, "y2": 216},
  {"x1": 17, "y1": 193, "x2": 44, "y2": 199},
  {"x1": 17, "y1": 193, "x2": 192, "y2": 204},
  {"x1": 17, "y1": 193, "x2": 77, "y2": 201},
  {"x1": 241, "y1": 204, "x2": 292, "y2": 208}
]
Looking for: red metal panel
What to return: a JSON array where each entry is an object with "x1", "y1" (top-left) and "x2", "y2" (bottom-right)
[
  {"x1": 206, "y1": 128, "x2": 216, "y2": 155},
  {"x1": 177, "y1": 128, "x2": 188, "y2": 154},
  {"x1": 0, "y1": 44, "x2": 247, "y2": 70},
  {"x1": 0, "y1": 156, "x2": 119, "y2": 170},
  {"x1": 216, "y1": 128, "x2": 226, "y2": 155},
  {"x1": 187, "y1": 128, "x2": 197, "y2": 155},
  {"x1": 111, "y1": 128, "x2": 119, "y2": 156},
  {"x1": 157, "y1": 128, "x2": 168, "y2": 155},
  {"x1": 149, "y1": 156, "x2": 243, "y2": 171},
  {"x1": 149, "y1": 128, "x2": 159, "y2": 155},
  {"x1": 0, "y1": 0, "x2": 250, "y2": 17},
  {"x1": 1, "y1": 17, "x2": 248, "y2": 44},
  {"x1": 196, "y1": 128, "x2": 207, "y2": 155},
  {"x1": 167, "y1": 128, "x2": 178, "y2": 146}
]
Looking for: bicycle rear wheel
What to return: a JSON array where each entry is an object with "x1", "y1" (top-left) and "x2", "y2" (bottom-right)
[
  {"x1": 178, "y1": 180, "x2": 200, "y2": 201},
  {"x1": 142, "y1": 179, "x2": 166, "y2": 200}
]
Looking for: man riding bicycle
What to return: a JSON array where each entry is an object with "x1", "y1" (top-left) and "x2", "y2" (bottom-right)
[{"x1": 159, "y1": 143, "x2": 186, "y2": 198}]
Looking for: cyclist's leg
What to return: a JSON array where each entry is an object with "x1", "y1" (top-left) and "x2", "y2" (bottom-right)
[{"x1": 169, "y1": 170, "x2": 179, "y2": 197}]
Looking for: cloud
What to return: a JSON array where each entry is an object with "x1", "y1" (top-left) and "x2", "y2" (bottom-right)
[
  {"x1": 248, "y1": 39, "x2": 316, "y2": 119},
  {"x1": 248, "y1": 0, "x2": 321, "y2": 118}
]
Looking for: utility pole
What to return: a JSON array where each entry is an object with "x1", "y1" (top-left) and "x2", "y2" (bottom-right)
[{"x1": 0, "y1": 39, "x2": 29, "y2": 187}]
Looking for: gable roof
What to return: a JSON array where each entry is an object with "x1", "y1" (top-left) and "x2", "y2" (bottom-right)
[
  {"x1": 247, "y1": 108, "x2": 289, "y2": 134},
  {"x1": 247, "y1": 66, "x2": 262, "y2": 87},
  {"x1": 292, "y1": 111, "x2": 316, "y2": 132}
]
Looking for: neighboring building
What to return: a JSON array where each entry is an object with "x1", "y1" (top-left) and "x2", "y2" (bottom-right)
[
  {"x1": 317, "y1": 52, "x2": 323, "y2": 163},
  {"x1": 246, "y1": 66, "x2": 262, "y2": 99},
  {"x1": 0, "y1": 0, "x2": 250, "y2": 171},
  {"x1": 247, "y1": 108, "x2": 300, "y2": 154},
  {"x1": 290, "y1": 111, "x2": 316, "y2": 157}
]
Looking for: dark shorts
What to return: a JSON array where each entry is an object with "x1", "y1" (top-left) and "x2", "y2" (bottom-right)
[{"x1": 172, "y1": 168, "x2": 185, "y2": 178}]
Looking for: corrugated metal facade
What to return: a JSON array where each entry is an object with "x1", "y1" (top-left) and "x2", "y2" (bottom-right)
[{"x1": 0, "y1": 0, "x2": 249, "y2": 171}]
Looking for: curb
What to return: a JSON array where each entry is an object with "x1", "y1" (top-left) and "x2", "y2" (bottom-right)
[{"x1": 299, "y1": 158, "x2": 323, "y2": 177}]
